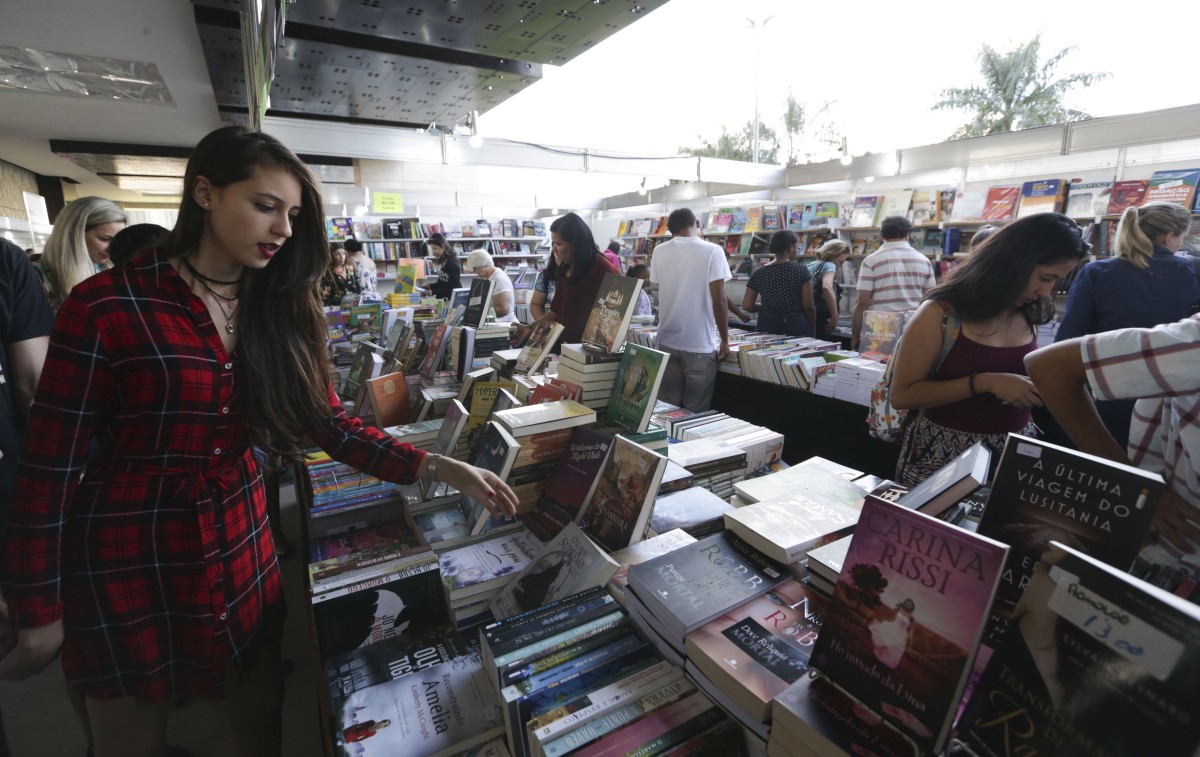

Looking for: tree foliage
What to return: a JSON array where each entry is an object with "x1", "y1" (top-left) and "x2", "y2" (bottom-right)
[
  {"x1": 934, "y1": 35, "x2": 1109, "y2": 140},
  {"x1": 678, "y1": 119, "x2": 779, "y2": 164},
  {"x1": 783, "y1": 92, "x2": 806, "y2": 166}
]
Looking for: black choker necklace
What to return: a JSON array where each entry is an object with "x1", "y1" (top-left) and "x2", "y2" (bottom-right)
[{"x1": 184, "y1": 258, "x2": 242, "y2": 286}]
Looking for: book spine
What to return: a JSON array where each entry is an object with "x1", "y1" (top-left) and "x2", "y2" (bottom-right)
[
  {"x1": 624, "y1": 706, "x2": 726, "y2": 757},
  {"x1": 310, "y1": 559, "x2": 437, "y2": 603},
  {"x1": 488, "y1": 595, "x2": 618, "y2": 653},
  {"x1": 501, "y1": 622, "x2": 632, "y2": 687},
  {"x1": 484, "y1": 586, "x2": 607, "y2": 636},
  {"x1": 526, "y1": 659, "x2": 681, "y2": 737},
  {"x1": 309, "y1": 550, "x2": 430, "y2": 593},
  {"x1": 308, "y1": 544, "x2": 429, "y2": 584},
  {"x1": 538, "y1": 674, "x2": 695, "y2": 757},
  {"x1": 502, "y1": 634, "x2": 643, "y2": 700},
  {"x1": 492, "y1": 611, "x2": 627, "y2": 670},
  {"x1": 499, "y1": 617, "x2": 632, "y2": 683}
]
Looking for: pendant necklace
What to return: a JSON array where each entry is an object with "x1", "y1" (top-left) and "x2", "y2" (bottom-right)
[{"x1": 184, "y1": 259, "x2": 240, "y2": 334}]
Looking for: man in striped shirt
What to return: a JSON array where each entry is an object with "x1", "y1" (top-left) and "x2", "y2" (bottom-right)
[
  {"x1": 850, "y1": 216, "x2": 935, "y2": 350},
  {"x1": 1026, "y1": 314, "x2": 1200, "y2": 601}
]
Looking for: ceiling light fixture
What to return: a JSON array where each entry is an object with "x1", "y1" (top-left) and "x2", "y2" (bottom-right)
[
  {"x1": 839, "y1": 137, "x2": 853, "y2": 166},
  {"x1": 465, "y1": 110, "x2": 483, "y2": 148},
  {"x1": 637, "y1": 177, "x2": 647, "y2": 196}
]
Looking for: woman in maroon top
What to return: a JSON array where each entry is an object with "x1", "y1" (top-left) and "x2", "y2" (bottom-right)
[
  {"x1": 543, "y1": 212, "x2": 620, "y2": 344},
  {"x1": 0, "y1": 126, "x2": 517, "y2": 757},
  {"x1": 889, "y1": 213, "x2": 1089, "y2": 486}
]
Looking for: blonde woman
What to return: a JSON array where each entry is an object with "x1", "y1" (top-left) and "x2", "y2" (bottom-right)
[
  {"x1": 806, "y1": 239, "x2": 851, "y2": 335},
  {"x1": 34, "y1": 196, "x2": 126, "y2": 313},
  {"x1": 1055, "y1": 201, "x2": 1200, "y2": 447}
]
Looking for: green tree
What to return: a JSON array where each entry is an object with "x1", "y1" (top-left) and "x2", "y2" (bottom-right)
[
  {"x1": 934, "y1": 35, "x2": 1109, "y2": 140},
  {"x1": 678, "y1": 118, "x2": 779, "y2": 164},
  {"x1": 783, "y1": 92, "x2": 806, "y2": 166}
]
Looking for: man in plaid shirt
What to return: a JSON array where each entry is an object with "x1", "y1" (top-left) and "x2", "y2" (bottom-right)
[{"x1": 1026, "y1": 314, "x2": 1200, "y2": 600}]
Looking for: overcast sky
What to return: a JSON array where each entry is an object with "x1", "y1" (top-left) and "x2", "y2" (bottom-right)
[{"x1": 481, "y1": 0, "x2": 1193, "y2": 167}]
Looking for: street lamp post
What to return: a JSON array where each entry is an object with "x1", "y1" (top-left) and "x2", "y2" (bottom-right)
[{"x1": 746, "y1": 15, "x2": 773, "y2": 163}]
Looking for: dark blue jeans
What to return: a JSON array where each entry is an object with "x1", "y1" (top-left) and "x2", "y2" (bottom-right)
[{"x1": 757, "y1": 311, "x2": 812, "y2": 337}]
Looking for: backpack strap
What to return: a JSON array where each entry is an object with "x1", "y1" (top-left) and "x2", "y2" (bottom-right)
[{"x1": 930, "y1": 301, "x2": 961, "y2": 376}]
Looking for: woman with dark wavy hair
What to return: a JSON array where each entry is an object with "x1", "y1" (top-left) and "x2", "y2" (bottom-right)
[
  {"x1": 523, "y1": 212, "x2": 619, "y2": 344},
  {"x1": 0, "y1": 125, "x2": 517, "y2": 757},
  {"x1": 888, "y1": 213, "x2": 1089, "y2": 485}
]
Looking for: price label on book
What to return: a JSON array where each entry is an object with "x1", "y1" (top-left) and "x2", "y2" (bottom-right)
[{"x1": 1048, "y1": 565, "x2": 1183, "y2": 680}]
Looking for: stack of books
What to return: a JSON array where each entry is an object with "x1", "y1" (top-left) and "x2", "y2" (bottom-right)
[
  {"x1": 451, "y1": 323, "x2": 514, "y2": 379},
  {"x1": 380, "y1": 417, "x2": 442, "y2": 452},
  {"x1": 554, "y1": 343, "x2": 621, "y2": 411},
  {"x1": 644, "y1": 486, "x2": 734, "y2": 539},
  {"x1": 663, "y1": 437, "x2": 748, "y2": 499},
  {"x1": 830, "y1": 355, "x2": 887, "y2": 406},
  {"x1": 659, "y1": 410, "x2": 784, "y2": 476},
  {"x1": 490, "y1": 347, "x2": 523, "y2": 378},
  {"x1": 493, "y1": 400, "x2": 598, "y2": 515},
  {"x1": 438, "y1": 527, "x2": 541, "y2": 632}
]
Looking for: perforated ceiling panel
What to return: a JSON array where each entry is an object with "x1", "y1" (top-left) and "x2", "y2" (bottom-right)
[{"x1": 192, "y1": 0, "x2": 667, "y2": 129}]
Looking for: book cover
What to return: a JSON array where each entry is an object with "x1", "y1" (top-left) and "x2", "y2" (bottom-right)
[
  {"x1": 949, "y1": 190, "x2": 987, "y2": 221},
  {"x1": 907, "y1": 189, "x2": 937, "y2": 225},
  {"x1": 489, "y1": 522, "x2": 620, "y2": 621},
  {"x1": 463, "y1": 276, "x2": 496, "y2": 329},
  {"x1": 936, "y1": 189, "x2": 957, "y2": 222},
  {"x1": 809, "y1": 495, "x2": 1009, "y2": 753},
  {"x1": 684, "y1": 578, "x2": 824, "y2": 723},
  {"x1": 728, "y1": 209, "x2": 749, "y2": 234},
  {"x1": 626, "y1": 531, "x2": 789, "y2": 644},
  {"x1": 581, "y1": 272, "x2": 644, "y2": 354},
  {"x1": 859, "y1": 310, "x2": 907, "y2": 359},
  {"x1": 577, "y1": 435, "x2": 668, "y2": 552},
  {"x1": 313, "y1": 557, "x2": 449, "y2": 660},
  {"x1": 976, "y1": 434, "x2": 1163, "y2": 647},
  {"x1": 1064, "y1": 178, "x2": 1114, "y2": 217},
  {"x1": 723, "y1": 491, "x2": 860, "y2": 565},
  {"x1": 514, "y1": 320, "x2": 564, "y2": 375},
  {"x1": 324, "y1": 626, "x2": 475, "y2": 712},
  {"x1": 438, "y1": 529, "x2": 540, "y2": 599},
  {"x1": 1015, "y1": 178, "x2": 1064, "y2": 218},
  {"x1": 605, "y1": 343, "x2": 669, "y2": 434},
  {"x1": 893, "y1": 441, "x2": 989, "y2": 518},
  {"x1": 762, "y1": 204, "x2": 782, "y2": 231},
  {"x1": 1107, "y1": 179, "x2": 1149, "y2": 214},
  {"x1": 607, "y1": 529, "x2": 697, "y2": 607},
  {"x1": 849, "y1": 196, "x2": 881, "y2": 228},
  {"x1": 465, "y1": 422, "x2": 521, "y2": 535},
  {"x1": 647, "y1": 487, "x2": 733, "y2": 539},
  {"x1": 812, "y1": 202, "x2": 840, "y2": 225},
  {"x1": 344, "y1": 342, "x2": 385, "y2": 399},
  {"x1": 418, "y1": 321, "x2": 452, "y2": 377},
  {"x1": 733, "y1": 457, "x2": 869, "y2": 506},
  {"x1": 335, "y1": 652, "x2": 503, "y2": 757},
  {"x1": 365, "y1": 371, "x2": 411, "y2": 427},
  {"x1": 878, "y1": 189, "x2": 914, "y2": 224},
  {"x1": 981, "y1": 185, "x2": 1021, "y2": 221},
  {"x1": 786, "y1": 204, "x2": 807, "y2": 231},
  {"x1": 530, "y1": 427, "x2": 614, "y2": 538},
  {"x1": 956, "y1": 542, "x2": 1200, "y2": 757},
  {"x1": 1144, "y1": 167, "x2": 1200, "y2": 208},
  {"x1": 326, "y1": 309, "x2": 347, "y2": 343},
  {"x1": 493, "y1": 399, "x2": 595, "y2": 437}
]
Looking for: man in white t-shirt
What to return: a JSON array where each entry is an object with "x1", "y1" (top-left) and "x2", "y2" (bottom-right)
[{"x1": 649, "y1": 208, "x2": 732, "y2": 411}]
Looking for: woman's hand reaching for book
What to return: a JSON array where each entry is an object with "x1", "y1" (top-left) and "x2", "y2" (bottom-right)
[
  {"x1": 979, "y1": 373, "x2": 1043, "y2": 409},
  {"x1": 0, "y1": 619, "x2": 62, "y2": 681},
  {"x1": 439, "y1": 457, "x2": 519, "y2": 518}
]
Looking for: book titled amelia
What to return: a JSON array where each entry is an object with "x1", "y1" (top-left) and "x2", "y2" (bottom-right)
[{"x1": 809, "y1": 495, "x2": 1008, "y2": 755}]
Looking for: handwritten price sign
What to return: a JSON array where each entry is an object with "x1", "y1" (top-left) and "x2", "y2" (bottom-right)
[
  {"x1": 372, "y1": 192, "x2": 403, "y2": 214},
  {"x1": 1048, "y1": 565, "x2": 1182, "y2": 681}
]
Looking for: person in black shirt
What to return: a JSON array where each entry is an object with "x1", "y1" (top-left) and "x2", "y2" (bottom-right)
[{"x1": 426, "y1": 232, "x2": 461, "y2": 300}]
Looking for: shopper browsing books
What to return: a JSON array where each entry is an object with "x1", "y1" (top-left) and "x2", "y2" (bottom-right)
[
  {"x1": 426, "y1": 231, "x2": 461, "y2": 300},
  {"x1": 32, "y1": 196, "x2": 126, "y2": 315},
  {"x1": 466, "y1": 248, "x2": 519, "y2": 323},
  {"x1": 603, "y1": 240, "x2": 624, "y2": 269},
  {"x1": 627, "y1": 263, "x2": 653, "y2": 316},
  {"x1": 0, "y1": 126, "x2": 518, "y2": 757},
  {"x1": 320, "y1": 242, "x2": 359, "y2": 307},
  {"x1": 888, "y1": 213, "x2": 1090, "y2": 486},
  {"x1": 1026, "y1": 314, "x2": 1200, "y2": 586},
  {"x1": 343, "y1": 237, "x2": 381, "y2": 302},
  {"x1": 850, "y1": 215, "x2": 935, "y2": 350},
  {"x1": 1054, "y1": 202, "x2": 1200, "y2": 449},
  {"x1": 650, "y1": 208, "x2": 732, "y2": 412},
  {"x1": 806, "y1": 239, "x2": 851, "y2": 335},
  {"x1": 520, "y1": 212, "x2": 620, "y2": 345},
  {"x1": 741, "y1": 229, "x2": 817, "y2": 336}
]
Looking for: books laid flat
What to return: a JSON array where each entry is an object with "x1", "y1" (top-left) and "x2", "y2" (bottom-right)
[
  {"x1": 733, "y1": 459, "x2": 870, "y2": 507},
  {"x1": 626, "y1": 531, "x2": 789, "y2": 647},
  {"x1": 606, "y1": 529, "x2": 696, "y2": 608},
  {"x1": 770, "y1": 674, "x2": 911, "y2": 757},
  {"x1": 515, "y1": 320, "x2": 564, "y2": 375},
  {"x1": 438, "y1": 528, "x2": 540, "y2": 603},
  {"x1": 335, "y1": 652, "x2": 503, "y2": 757},
  {"x1": 581, "y1": 271, "x2": 643, "y2": 354},
  {"x1": 323, "y1": 626, "x2": 475, "y2": 712},
  {"x1": 646, "y1": 487, "x2": 733, "y2": 539},
  {"x1": 723, "y1": 491, "x2": 860, "y2": 565},
  {"x1": 684, "y1": 577, "x2": 825, "y2": 723},
  {"x1": 605, "y1": 343, "x2": 669, "y2": 433},
  {"x1": 957, "y1": 541, "x2": 1200, "y2": 757},
  {"x1": 808, "y1": 495, "x2": 1009, "y2": 754},
  {"x1": 976, "y1": 434, "x2": 1163, "y2": 649},
  {"x1": 577, "y1": 435, "x2": 668, "y2": 552},
  {"x1": 493, "y1": 399, "x2": 596, "y2": 437},
  {"x1": 488, "y1": 523, "x2": 619, "y2": 621},
  {"x1": 893, "y1": 441, "x2": 988, "y2": 518}
]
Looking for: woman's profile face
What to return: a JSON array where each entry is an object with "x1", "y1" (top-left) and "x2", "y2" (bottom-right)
[
  {"x1": 86, "y1": 221, "x2": 126, "y2": 266},
  {"x1": 333, "y1": 249, "x2": 346, "y2": 266},
  {"x1": 199, "y1": 166, "x2": 301, "y2": 271},
  {"x1": 551, "y1": 232, "x2": 574, "y2": 266}
]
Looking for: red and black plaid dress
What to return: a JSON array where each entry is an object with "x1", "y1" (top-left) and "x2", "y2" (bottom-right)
[{"x1": 2, "y1": 251, "x2": 424, "y2": 701}]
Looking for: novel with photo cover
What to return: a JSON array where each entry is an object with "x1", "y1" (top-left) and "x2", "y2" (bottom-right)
[
  {"x1": 605, "y1": 343, "x2": 669, "y2": 434},
  {"x1": 577, "y1": 435, "x2": 667, "y2": 552},
  {"x1": 488, "y1": 522, "x2": 620, "y2": 621},
  {"x1": 581, "y1": 271, "x2": 643, "y2": 354}
]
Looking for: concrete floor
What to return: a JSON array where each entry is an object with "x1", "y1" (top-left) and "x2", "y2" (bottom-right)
[{"x1": 0, "y1": 480, "x2": 326, "y2": 757}]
